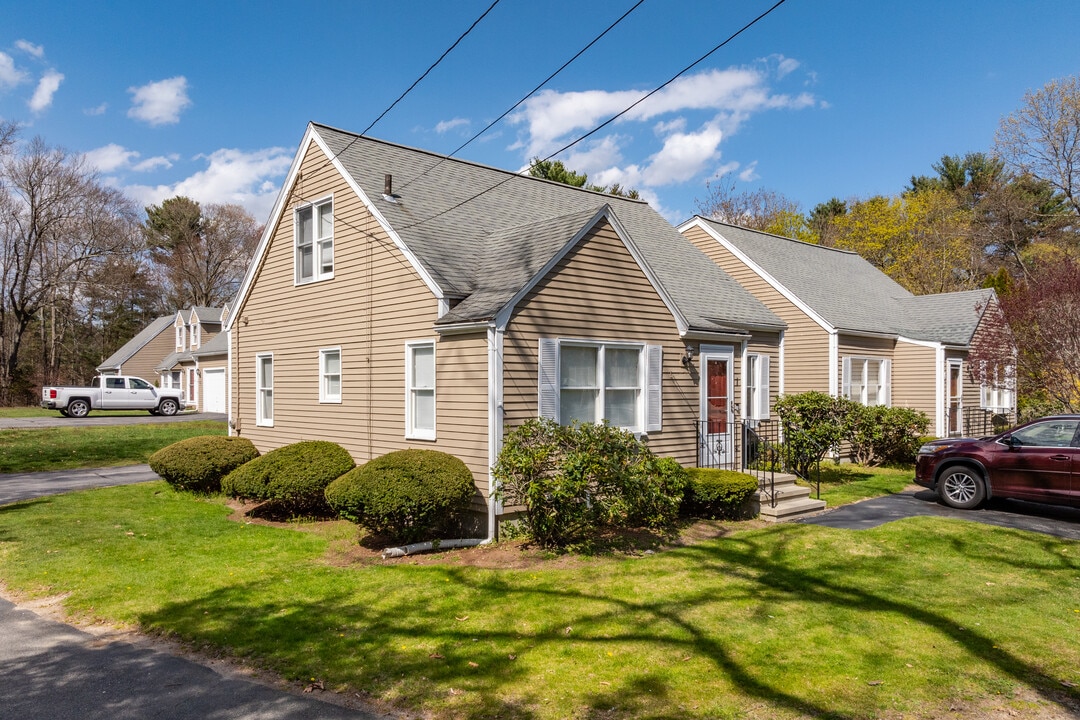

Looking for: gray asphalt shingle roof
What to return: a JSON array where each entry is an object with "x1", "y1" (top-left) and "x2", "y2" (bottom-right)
[
  {"x1": 693, "y1": 218, "x2": 992, "y2": 346},
  {"x1": 96, "y1": 315, "x2": 175, "y2": 372},
  {"x1": 192, "y1": 332, "x2": 228, "y2": 357},
  {"x1": 314, "y1": 124, "x2": 784, "y2": 334}
]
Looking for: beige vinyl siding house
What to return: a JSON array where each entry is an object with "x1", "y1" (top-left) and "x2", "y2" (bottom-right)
[
  {"x1": 227, "y1": 123, "x2": 787, "y2": 536},
  {"x1": 678, "y1": 217, "x2": 1016, "y2": 439},
  {"x1": 157, "y1": 307, "x2": 225, "y2": 411},
  {"x1": 96, "y1": 315, "x2": 177, "y2": 380}
]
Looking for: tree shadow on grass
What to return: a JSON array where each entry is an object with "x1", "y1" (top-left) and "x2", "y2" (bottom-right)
[{"x1": 133, "y1": 521, "x2": 1080, "y2": 719}]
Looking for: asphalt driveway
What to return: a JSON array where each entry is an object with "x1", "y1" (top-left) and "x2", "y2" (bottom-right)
[
  {"x1": 798, "y1": 485, "x2": 1080, "y2": 540},
  {"x1": 0, "y1": 411, "x2": 225, "y2": 429}
]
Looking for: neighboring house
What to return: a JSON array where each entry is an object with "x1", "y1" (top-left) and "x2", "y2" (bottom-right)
[
  {"x1": 678, "y1": 217, "x2": 1016, "y2": 438},
  {"x1": 96, "y1": 315, "x2": 176, "y2": 380},
  {"x1": 156, "y1": 307, "x2": 225, "y2": 411},
  {"x1": 225, "y1": 122, "x2": 791, "y2": 534}
]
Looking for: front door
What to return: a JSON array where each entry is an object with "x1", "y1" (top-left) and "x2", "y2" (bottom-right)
[
  {"x1": 699, "y1": 350, "x2": 734, "y2": 467},
  {"x1": 947, "y1": 361, "x2": 962, "y2": 436}
]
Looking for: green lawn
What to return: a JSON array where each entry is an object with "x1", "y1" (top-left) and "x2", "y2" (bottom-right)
[
  {"x1": 0, "y1": 421, "x2": 226, "y2": 473},
  {"x1": 810, "y1": 463, "x2": 917, "y2": 506},
  {"x1": 0, "y1": 407, "x2": 186, "y2": 418},
  {"x1": 0, "y1": 482, "x2": 1076, "y2": 719}
]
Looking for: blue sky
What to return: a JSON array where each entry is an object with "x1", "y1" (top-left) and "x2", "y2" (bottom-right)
[{"x1": 3, "y1": 0, "x2": 1079, "y2": 225}]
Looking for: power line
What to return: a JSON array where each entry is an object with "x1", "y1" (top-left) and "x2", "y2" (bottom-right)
[
  {"x1": 398, "y1": 0, "x2": 790, "y2": 232},
  {"x1": 315, "y1": 0, "x2": 503, "y2": 175},
  {"x1": 397, "y1": 0, "x2": 647, "y2": 193}
]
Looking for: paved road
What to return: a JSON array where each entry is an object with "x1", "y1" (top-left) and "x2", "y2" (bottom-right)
[
  {"x1": 0, "y1": 411, "x2": 226, "y2": 429},
  {"x1": 798, "y1": 486, "x2": 1080, "y2": 540},
  {"x1": 0, "y1": 465, "x2": 161, "y2": 505},
  {"x1": 0, "y1": 597, "x2": 386, "y2": 720}
]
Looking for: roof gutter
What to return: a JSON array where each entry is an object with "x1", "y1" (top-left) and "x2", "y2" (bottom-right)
[{"x1": 434, "y1": 321, "x2": 493, "y2": 335}]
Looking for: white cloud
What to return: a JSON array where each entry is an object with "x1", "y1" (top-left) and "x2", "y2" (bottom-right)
[
  {"x1": 127, "y1": 76, "x2": 192, "y2": 126},
  {"x1": 641, "y1": 122, "x2": 724, "y2": 185},
  {"x1": 84, "y1": 102, "x2": 107, "y2": 116},
  {"x1": 15, "y1": 40, "x2": 44, "y2": 58},
  {"x1": 435, "y1": 117, "x2": 469, "y2": 134},
  {"x1": 28, "y1": 69, "x2": 63, "y2": 112},
  {"x1": 123, "y1": 147, "x2": 292, "y2": 222},
  {"x1": 132, "y1": 155, "x2": 175, "y2": 172},
  {"x1": 0, "y1": 52, "x2": 27, "y2": 89},
  {"x1": 737, "y1": 161, "x2": 759, "y2": 183},
  {"x1": 84, "y1": 144, "x2": 140, "y2": 172}
]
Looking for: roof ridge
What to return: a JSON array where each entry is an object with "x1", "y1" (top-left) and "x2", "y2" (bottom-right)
[
  {"x1": 312, "y1": 122, "x2": 650, "y2": 205},
  {"x1": 696, "y1": 215, "x2": 861, "y2": 256}
]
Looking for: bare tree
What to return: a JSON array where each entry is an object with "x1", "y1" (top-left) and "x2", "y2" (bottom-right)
[
  {"x1": 696, "y1": 175, "x2": 803, "y2": 232},
  {"x1": 0, "y1": 134, "x2": 140, "y2": 403},
  {"x1": 995, "y1": 76, "x2": 1080, "y2": 216}
]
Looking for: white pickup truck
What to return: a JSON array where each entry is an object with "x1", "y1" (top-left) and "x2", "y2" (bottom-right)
[{"x1": 41, "y1": 375, "x2": 185, "y2": 418}]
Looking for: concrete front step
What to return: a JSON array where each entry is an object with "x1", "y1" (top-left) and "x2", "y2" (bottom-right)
[{"x1": 747, "y1": 472, "x2": 827, "y2": 521}]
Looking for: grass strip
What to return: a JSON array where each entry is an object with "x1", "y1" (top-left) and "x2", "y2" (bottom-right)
[{"x1": 0, "y1": 421, "x2": 226, "y2": 473}]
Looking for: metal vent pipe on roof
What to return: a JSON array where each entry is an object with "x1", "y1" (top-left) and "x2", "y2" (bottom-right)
[{"x1": 384, "y1": 174, "x2": 392, "y2": 196}]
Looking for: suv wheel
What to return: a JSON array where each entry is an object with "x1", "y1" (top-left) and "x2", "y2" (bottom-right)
[{"x1": 938, "y1": 466, "x2": 985, "y2": 510}]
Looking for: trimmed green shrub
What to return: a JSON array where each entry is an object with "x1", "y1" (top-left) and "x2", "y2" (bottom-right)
[
  {"x1": 221, "y1": 440, "x2": 354, "y2": 512},
  {"x1": 493, "y1": 419, "x2": 684, "y2": 548},
  {"x1": 850, "y1": 405, "x2": 930, "y2": 466},
  {"x1": 325, "y1": 449, "x2": 476, "y2": 543},
  {"x1": 775, "y1": 391, "x2": 854, "y2": 477},
  {"x1": 682, "y1": 468, "x2": 758, "y2": 519},
  {"x1": 149, "y1": 435, "x2": 259, "y2": 493}
]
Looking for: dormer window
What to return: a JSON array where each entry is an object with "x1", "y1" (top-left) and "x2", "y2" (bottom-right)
[
  {"x1": 176, "y1": 323, "x2": 186, "y2": 351},
  {"x1": 296, "y1": 198, "x2": 333, "y2": 284},
  {"x1": 191, "y1": 323, "x2": 200, "y2": 349}
]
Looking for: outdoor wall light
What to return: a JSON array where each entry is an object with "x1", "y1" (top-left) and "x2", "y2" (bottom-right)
[{"x1": 681, "y1": 345, "x2": 696, "y2": 368}]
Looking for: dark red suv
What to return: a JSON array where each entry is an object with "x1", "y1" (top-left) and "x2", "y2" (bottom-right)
[{"x1": 915, "y1": 415, "x2": 1080, "y2": 510}]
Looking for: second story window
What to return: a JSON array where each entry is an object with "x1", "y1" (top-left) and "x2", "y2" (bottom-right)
[{"x1": 296, "y1": 198, "x2": 333, "y2": 284}]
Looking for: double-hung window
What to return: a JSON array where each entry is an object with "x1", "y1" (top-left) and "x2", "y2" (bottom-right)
[
  {"x1": 176, "y1": 324, "x2": 186, "y2": 351},
  {"x1": 191, "y1": 323, "x2": 200, "y2": 349},
  {"x1": 296, "y1": 198, "x2": 333, "y2": 283},
  {"x1": 746, "y1": 353, "x2": 771, "y2": 419},
  {"x1": 539, "y1": 339, "x2": 663, "y2": 433},
  {"x1": 256, "y1": 354, "x2": 274, "y2": 426},
  {"x1": 320, "y1": 348, "x2": 342, "y2": 403},
  {"x1": 842, "y1": 357, "x2": 890, "y2": 406},
  {"x1": 406, "y1": 341, "x2": 435, "y2": 439},
  {"x1": 980, "y1": 363, "x2": 1015, "y2": 412}
]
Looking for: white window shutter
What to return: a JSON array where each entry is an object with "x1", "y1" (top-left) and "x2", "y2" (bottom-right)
[
  {"x1": 841, "y1": 357, "x2": 851, "y2": 400},
  {"x1": 757, "y1": 355, "x2": 771, "y2": 419},
  {"x1": 980, "y1": 382, "x2": 989, "y2": 409},
  {"x1": 538, "y1": 338, "x2": 559, "y2": 421},
  {"x1": 646, "y1": 345, "x2": 663, "y2": 432},
  {"x1": 882, "y1": 359, "x2": 892, "y2": 407}
]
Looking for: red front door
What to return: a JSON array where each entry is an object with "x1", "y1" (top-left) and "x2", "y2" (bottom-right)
[{"x1": 706, "y1": 357, "x2": 729, "y2": 435}]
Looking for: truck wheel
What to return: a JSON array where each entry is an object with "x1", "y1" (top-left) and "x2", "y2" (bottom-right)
[
  {"x1": 67, "y1": 399, "x2": 90, "y2": 418},
  {"x1": 158, "y1": 398, "x2": 179, "y2": 416}
]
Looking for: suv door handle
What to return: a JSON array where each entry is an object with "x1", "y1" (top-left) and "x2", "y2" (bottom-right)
[{"x1": 1049, "y1": 455, "x2": 1070, "y2": 461}]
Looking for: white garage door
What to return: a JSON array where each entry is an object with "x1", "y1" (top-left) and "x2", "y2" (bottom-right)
[{"x1": 202, "y1": 369, "x2": 226, "y2": 413}]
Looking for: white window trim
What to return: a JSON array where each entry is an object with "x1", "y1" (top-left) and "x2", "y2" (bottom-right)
[
  {"x1": 256, "y1": 353, "x2": 274, "y2": 427},
  {"x1": 842, "y1": 356, "x2": 891, "y2": 407},
  {"x1": 979, "y1": 361, "x2": 1015, "y2": 412},
  {"x1": 538, "y1": 338, "x2": 661, "y2": 434},
  {"x1": 746, "y1": 352, "x2": 771, "y2": 420},
  {"x1": 405, "y1": 340, "x2": 436, "y2": 440},
  {"x1": 319, "y1": 347, "x2": 342, "y2": 404},
  {"x1": 176, "y1": 324, "x2": 186, "y2": 351},
  {"x1": 294, "y1": 195, "x2": 334, "y2": 285},
  {"x1": 191, "y1": 323, "x2": 201, "y2": 349}
]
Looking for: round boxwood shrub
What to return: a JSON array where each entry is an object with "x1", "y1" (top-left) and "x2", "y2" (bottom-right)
[
  {"x1": 149, "y1": 435, "x2": 259, "y2": 494},
  {"x1": 221, "y1": 440, "x2": 355, "y2": 512},
  {"x1": 682, "y1": 468, "x2": 758, "y2": 519},
  {"x1": 325, "y1": 449, "x2": 476, "y2": 543}
]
